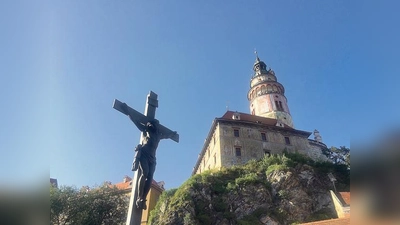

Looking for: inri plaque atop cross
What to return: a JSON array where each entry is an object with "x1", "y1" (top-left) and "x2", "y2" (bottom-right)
[{"x1": 113, "y1": 91, "x2": 179, "y2": 225}]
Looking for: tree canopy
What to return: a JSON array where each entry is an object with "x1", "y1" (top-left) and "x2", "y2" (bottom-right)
[
  {"x1": 322, "y1": 146, "x2": 350, "y2": 168},
  {"x1": 50, "y1": 183, "x2": 128, "y2": 225}
]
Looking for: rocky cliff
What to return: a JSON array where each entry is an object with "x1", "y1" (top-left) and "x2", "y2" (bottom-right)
[{"x1": 149, "y1": 153, "x2": 350, "y2": 225}]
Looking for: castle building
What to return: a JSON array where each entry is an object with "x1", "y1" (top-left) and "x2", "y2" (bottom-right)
[
  {"x1": 112, "y1": 176, "x2": 165, "y2": 225},
  {"x1": 193, "y1": 54, "x2": 327, "y2": 175}
]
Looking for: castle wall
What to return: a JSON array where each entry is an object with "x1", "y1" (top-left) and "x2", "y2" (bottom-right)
[
  {"x1": 195, "y1": 124, "x2": 222, "y2": 174},
  {"x1": 307, "y1": 140, "x2": 329, "y2": 162},
  {"x1": 195, "y1": 121, "x2": 313, "y2": 174}
]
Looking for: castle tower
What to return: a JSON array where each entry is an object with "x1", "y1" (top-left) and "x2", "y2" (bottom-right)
[
  {"x1": 314, "y1": 129, "x2": 323, "y2": 142},
  {"x1": 247, "y1": 53, "x2": 294, "y2": 127}
]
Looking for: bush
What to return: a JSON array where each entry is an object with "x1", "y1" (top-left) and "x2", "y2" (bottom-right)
[
  {"x1": 235, "y1": 172, "x2": 259, "y2": 186},
  {"x1": 50, "y1": 184, "x2": 127, "y2": 225},
  {"x1": 266, "y1": 164, "x2": 288, "y2": 175}
]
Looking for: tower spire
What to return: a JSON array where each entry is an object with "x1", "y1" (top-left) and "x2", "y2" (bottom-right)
[
  {"x1": 252, "y1": 51, "x2": 267, "y2": 74},
  {"x1": 254, "y1": 49, "x2": 260, "y2": 62}
]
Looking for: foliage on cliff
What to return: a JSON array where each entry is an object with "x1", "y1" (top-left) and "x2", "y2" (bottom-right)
[
  {"x1": 322, "y1": 146, "x2": 350, "y2": 168},
  {"x1": 149, "y1": 152, "x2": 349, "y2": 225}
]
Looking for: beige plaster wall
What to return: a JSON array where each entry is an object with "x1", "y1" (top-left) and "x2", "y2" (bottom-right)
[{"x1": 195, "y1": 122, "x2": 315, "y2": 174}]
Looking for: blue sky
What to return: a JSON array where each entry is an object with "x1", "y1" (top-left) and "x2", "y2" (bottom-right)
[{"x1": 1, "y1": 1, "x2": 399, "y2": 189}]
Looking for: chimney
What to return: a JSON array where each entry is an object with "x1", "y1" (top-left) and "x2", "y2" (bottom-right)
[
  {"x1": 123, "y1": 176, "x2": 132, "y2": 183},
  {"x1": 232, "y1": 112, "x2": 240, "y2": 120}
]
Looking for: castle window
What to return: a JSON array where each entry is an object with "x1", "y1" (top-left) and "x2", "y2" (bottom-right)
[
  {"x1": 275, "y1": 101, "x2": 283, "y2": 111},
  {"x1": 264, "y1": 150, "x2": 271, "y2": 157},
  {"x1": 235, "y1": 147, "x2": 241, "y2": 157},
  {"x1": 261, "y1": 132, "x2": 267, "y2": 141},
  {"x1": 275, "y1": 101, "x2": 279, "y2": 110},
  {"x1": 234, "y1": 129, "x2": 240, "y2": 137},
  {"x1": 214, "y1": 154, "x2": 216, "y2": 164},
  {"x1": 284, "y1": 137, "x2": 291, "y2": 145}
]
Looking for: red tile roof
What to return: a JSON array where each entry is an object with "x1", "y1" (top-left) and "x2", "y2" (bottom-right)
[
  {"x1": 220, "y1": 111, "x2": 293, "y2": 129},
  {"x1": 301, "y1": 217, "x2": 350, "y2": 225},
  {"x1": 112, "y1": 176, "x2": 164, "y2": 192},
  {"x1": 114, "y1": 180, "x2": 132, "y2": 190},
  {"x1": 218, "y1": 111, "x2": 312, "y2": 136},
  {"x1": 338, "y1": 192, "x2": 350, "y2": 205}
]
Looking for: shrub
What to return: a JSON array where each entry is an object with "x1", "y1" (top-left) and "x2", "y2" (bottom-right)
[
  {"x1": 266, "y1": 164, "x2": 288, "y2": 175},
  {"x1": 235, "y1": 173, "x2": 259, "y2": 186}
]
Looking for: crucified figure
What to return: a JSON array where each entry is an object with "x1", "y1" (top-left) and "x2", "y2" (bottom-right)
[{"x1": 121, "y1": 103, "x2": 176, "y2": 210}]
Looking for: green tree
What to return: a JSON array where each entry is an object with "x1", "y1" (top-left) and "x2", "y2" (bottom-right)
[
  {"x1": 323, "y1": 146, "x2": 350, "y2": 168},
  {"x1": 50, "y1": 183, "x2": 128, "y2": 225}
]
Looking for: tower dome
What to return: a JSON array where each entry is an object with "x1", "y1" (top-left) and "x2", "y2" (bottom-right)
[
  {"x1": 253, "y1": 54, "x2": 268, "y2": 72},
  {"x1": 247, "y1": 52, "x2": 294, "y2": 128}
]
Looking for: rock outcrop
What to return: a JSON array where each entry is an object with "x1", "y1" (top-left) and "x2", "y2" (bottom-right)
[{"x1": 149, "y1": 153, "x2": 349, "y2": 225}]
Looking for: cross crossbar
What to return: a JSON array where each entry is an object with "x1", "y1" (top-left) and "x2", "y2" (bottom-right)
[{"x1": 113, "y1": 99, "x2": 179, "y2": 143}]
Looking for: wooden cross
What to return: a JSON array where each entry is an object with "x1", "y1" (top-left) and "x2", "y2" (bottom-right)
[{"x1": 113, "y1": 91, "x2": 179, "y2": 225}]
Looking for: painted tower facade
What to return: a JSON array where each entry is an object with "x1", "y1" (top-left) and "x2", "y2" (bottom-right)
[{"x1": 247, "y1": 54, "x2": 294, "y2": 128}]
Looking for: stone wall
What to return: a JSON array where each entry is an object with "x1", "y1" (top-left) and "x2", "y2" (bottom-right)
[
  {"x1": 195, "y1": 121, "x2": 321, "y2": 174},
  {"x1": 307, "y1": 140, "x2": 329, "y2": 162}
]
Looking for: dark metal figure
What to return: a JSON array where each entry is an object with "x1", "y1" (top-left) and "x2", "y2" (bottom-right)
[{"x1": 121, "y1": 103, "x2": 176, "y2": 210}]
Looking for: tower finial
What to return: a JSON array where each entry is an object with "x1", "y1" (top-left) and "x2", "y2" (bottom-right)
[{"x1": 254, "y1": 49, "x2": 260, "y2": 62}]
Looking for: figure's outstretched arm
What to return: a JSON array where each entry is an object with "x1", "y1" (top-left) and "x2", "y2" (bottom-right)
[
  {"x1": 130, "y1": 116, "x2": 146, "y2": 132},
  {"x1": 160, "y1": 131, "x2": 177, "y2": 140},
  {"x1": 121, "y1": 103, "x2": 146, "y2": 132}
]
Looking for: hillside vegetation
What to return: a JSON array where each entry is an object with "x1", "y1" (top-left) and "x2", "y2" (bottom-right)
[{"x1": 149, "y1": 152, "x2": 349, "y2": 225}]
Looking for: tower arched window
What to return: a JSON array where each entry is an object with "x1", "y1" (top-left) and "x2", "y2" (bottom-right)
[
  {"x1": 261, "y1": 85, "x2": 266, "y2": 94},
  {"x1": 273, "y1": 85, "x2": 278, "y2": 92},
  {"x1": 267, "y1": 85, "x2": 272, "y2": 92}
]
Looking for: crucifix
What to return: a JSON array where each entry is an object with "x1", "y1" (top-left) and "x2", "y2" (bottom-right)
[{"x1": 113, "y1": 91, "x2": 179, "y2": 225}]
